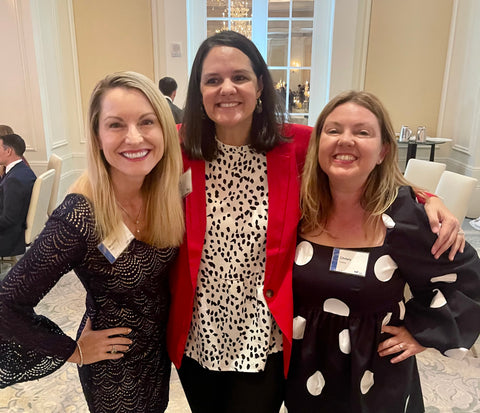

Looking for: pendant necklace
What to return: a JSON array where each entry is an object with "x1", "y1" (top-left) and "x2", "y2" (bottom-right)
[{"x1": 117, "y1": 201, "x2": 142, "y2": 234}]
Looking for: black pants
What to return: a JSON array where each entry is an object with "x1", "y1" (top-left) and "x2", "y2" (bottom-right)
[{"x1": 177, "y1": 353, "x2": 285, "y2": 413}]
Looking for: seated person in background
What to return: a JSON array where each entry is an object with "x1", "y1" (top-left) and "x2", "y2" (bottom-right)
[
  {"x1": 0, "y1": 125, "x2": 14, "y2": 180},
  {"x1": 0, "y1": 133, "x2": 36, "y2": 256},
  {"x1": 0, "y1": 125, "x2": 31, "y2": 181},
  {"x1": 159, "y1": 76, "x2": 184, "y2": 124}
]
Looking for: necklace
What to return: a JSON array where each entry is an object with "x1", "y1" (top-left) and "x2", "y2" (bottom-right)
[{"x1": 117, "y1": 201, "x2": 142, "y2": 234}]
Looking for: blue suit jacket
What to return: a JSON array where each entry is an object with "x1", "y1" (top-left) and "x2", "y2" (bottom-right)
[{"x1": 0, "y1": 161, "x2": 36, "y2": 256}]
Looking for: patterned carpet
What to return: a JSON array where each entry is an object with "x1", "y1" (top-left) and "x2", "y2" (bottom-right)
[{"x1": 0, "y1": 219, "x2": 479, "y2": 413}]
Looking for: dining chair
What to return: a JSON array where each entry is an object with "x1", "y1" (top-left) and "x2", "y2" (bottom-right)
[
  {"x1": 25, "y1": 169, "x2": 56, "y2": 245},
  {"x1": 434, "y1": 171, "x2": 478, "y2": 223},
  {"x1": 404, "y1": 158, "x2": 446, "y2": 193},
  {"x1": 47, "y1": 153, "x2": 63, "y2": 215}
]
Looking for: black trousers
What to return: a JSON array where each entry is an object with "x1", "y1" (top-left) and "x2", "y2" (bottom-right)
[{"x1": 177, "y1": 352, "x2": 285, "y2": 413}]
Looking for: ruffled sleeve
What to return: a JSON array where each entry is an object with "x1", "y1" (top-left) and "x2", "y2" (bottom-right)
[
  {"x1": 0, "y1": 194, "x2": 93, "y2": 387},
  {"x1": 384, "y1": 186, "x2": 480, "y2": 359}
]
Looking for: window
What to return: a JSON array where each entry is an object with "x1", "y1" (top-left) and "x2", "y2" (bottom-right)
[
  {"x1": 206, "y1": 0, "x2": 252, "y2": 39},
  {"x1": 191, "y1": 0, "x2": 336, "y2": 125},
  {"x1": 267, "y1": 0, "x2": 314, "y2": 124}
]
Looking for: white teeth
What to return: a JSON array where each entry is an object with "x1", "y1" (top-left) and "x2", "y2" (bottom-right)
[
  {"x1": 123, "y1": 150, "x2": 148, "y2": 159},
  {"x1": 219, "y1": 102, "x2": 238, "y2": 108},
  {"x1": 335, "y1": 154, "x2": 355, "y2": 161}
]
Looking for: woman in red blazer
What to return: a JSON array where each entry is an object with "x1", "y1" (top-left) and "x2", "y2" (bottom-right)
[{"x1": 167, "y1": 31, "x2": 463, "y2": 413}]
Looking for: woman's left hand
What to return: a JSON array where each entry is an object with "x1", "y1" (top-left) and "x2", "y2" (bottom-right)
[
  {"x1": 424, "y1": 196, "x2": 464, "y2": 260},
  {"x1": 377, "y1": 325, "x2": 426, "y2": 364}
]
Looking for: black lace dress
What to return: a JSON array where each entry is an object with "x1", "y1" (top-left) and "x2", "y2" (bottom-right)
[
  {"x1": 285, "y1": 186, "x2": 480, "y2": 413},
  {"x1": 0, "y1": 194, "x2": 177, "y2": 412}
]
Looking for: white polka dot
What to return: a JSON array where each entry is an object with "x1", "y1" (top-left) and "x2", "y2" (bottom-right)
[
  {"x1": 374, "y1": 255, "x2": 398, "y2": 282},
  {"x1": 404, "y1": 395, "x2": 410, "y2": 413},
  {"x1": 323, "y1": 298, "x2": 350, "y2": 317},
  {"x1": 382, "y1": 213, "x2": 396, "y2": 228},
  {"x1": 431, "y1": 273, "x2": 457, "y2": 283},
  {"x1": 295, "y1": 241, "x2": 314, "y2": 266},
  {"x1": 398, "y1": 301, "x2": 406, "y2": 320},
  {"x1": 382, "y1": 312, "x2": 392, "y2": 326},
  {"x1": 306, "y1": 370, "x2": 325, "y2": 396},
  {"x1": 293, "y1": 316, "x2": 306, "y2": 340},
  {"x1": 430, "y1": 289, "x2": 447, "y2": 308},
  {"x1": 360, "y1": 370, "x2": 374, "y2": 394},
  {"x1": 339, "y1": 329, "x2": 351, "y2": 354},
  {"x1": 444, "y1": 347, "x2": 468, "y2": 360}
]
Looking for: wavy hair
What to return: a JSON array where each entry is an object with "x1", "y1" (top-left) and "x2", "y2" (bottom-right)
[
  {"x1": 300, "y1": 90, "x2": 420, "y2": 234},
  {"x1": 71, "y1": 71, "x2": 184, "y2": 248},
  {"x1": 181, "y1": 30, "x2": 286, "y2": 161}
]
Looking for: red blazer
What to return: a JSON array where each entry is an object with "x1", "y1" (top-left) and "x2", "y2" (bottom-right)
[{"x1": 167, "y1": 123, "x2": 313, "y2": 377}]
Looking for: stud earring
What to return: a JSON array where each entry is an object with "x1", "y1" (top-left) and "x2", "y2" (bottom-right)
[{"x1": 255, "y1": 98, "x2": 263, "y2": 114}]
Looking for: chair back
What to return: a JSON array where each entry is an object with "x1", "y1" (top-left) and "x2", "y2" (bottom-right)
[
  {"x1": 25, "y1": 169, "x2": 56, "y2": 245},
  {"x1": 47, "y1": 154, "x2": 63, "y2": 215},
  {"x1": 435, "y1": 171, "x2": 478, "y2": 223},
  {"x1": 404, "y1": 159, "x2": 446, "y2": 193}
]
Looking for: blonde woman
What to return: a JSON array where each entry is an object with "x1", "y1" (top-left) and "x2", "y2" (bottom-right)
[
  {"x1": 286, "y1": 91, "x2": 480, "y2": 412},
  {"x1": 0, "y1": 71, "x2": 184, "y2": 412}
]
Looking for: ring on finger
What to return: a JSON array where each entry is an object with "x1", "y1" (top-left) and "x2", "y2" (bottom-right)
[
  {"x1": 398, "y1": 343, "x2": 404, "y2": 350},
  {"x1": 111, "y1": 344, "x2": 117, "y2": 354}
]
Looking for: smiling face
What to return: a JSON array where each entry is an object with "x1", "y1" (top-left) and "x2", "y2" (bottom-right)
[
  {"x1": 318, "y1": 102, "x2": 387, "y2": 189},
  {"x1": 98, "y1": 87, "x2": 164, "y2": 186},
  {"x1": 200, "y1": 46, "x2": 263, "y2": 141}
]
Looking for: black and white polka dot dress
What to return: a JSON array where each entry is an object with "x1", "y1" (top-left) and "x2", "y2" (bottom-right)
[
  {"x1": 285, "y1": 186, "x2": 480, "y2": 413},
  {"x1": 184, "y1": 140, "x2": 283, "y2": 372}
]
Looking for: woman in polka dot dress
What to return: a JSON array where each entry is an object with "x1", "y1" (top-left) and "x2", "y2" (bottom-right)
[
  {"x1": 285, "y1": 90, "x2": 480, "y2": 412},
  {"x1": 167, "y1": 31, "x2": 465, "y2": 413}
]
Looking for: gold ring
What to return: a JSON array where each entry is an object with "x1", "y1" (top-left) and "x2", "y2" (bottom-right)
[{"x1": 111, "y1": 345, "x2": 117, "y2": 354}]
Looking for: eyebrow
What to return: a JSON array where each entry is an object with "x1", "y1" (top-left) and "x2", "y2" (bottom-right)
[
  {"x1": 202, "y1": 68, "x2": 253, "y2": 78},
  {"x1": 102, "y1": 112, "x2": 156, "y2": 121},
  {"x1": 324, "y1": 121, "x2": 375, "y2": 128}
]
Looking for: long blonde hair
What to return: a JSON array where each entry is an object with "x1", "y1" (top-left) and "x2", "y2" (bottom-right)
[
  {"x1": 71, "y1": 71, "x2": 184, "y2": 248},
  {"x1": 300, "y1": 90, "x2": 421, "y2": 234}
]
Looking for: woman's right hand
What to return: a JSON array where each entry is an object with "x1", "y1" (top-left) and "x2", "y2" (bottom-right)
[{"x1": 68, "y1": 318, "x2": 132, "y2": 365}]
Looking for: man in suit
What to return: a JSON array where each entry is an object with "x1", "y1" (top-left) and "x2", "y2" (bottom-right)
[
  {"x1": 0, "y1": 133, "x2": 36, "y2": 256},
  {"x1": 159, "y1": 76, "x2": 184, "y2": 124}
]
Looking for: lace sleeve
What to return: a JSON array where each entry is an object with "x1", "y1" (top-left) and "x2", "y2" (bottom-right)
[{"x1": 0, "y1": 194, "x2": 91, "y2": 387}]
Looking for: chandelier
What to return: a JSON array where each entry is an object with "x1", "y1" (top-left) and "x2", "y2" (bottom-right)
[{"x1": 211, "y1": 0, "x2": 252, "y2": 39}]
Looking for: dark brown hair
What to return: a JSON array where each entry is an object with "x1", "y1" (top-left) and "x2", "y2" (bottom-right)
[{"x1": 181, "y1": 30, "x2": 286, "y2": 161}]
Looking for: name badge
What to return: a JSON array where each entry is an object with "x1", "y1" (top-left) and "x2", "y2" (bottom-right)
[
  {"x1": 97, "y1": 222, "x2": 135, "y2": 264},
  {"x1": 330, "y1": 248, "x2": 369, "y2": 277},
  {"x1": 179, "y1": 168, "x2": 192, "y2": 198}
]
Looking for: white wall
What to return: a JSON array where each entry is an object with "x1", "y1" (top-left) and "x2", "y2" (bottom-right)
[
  {"x1": 0, "y1": 0, "x2": 45, "y2": 173},
  {"x1": 153, "y1": 0, "x2": 189, "y2": 108},
  {"x1": 437, "y1": 0, "x2": 480, "y2": 217}
]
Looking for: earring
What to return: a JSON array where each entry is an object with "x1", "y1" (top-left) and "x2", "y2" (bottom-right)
[{"x1": 255, "y1": 98, "x2": 263, "y2": 114}]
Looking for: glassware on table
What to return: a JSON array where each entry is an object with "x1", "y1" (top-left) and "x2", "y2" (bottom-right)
[
  {"x1": 399, "y1": 125, "x2": 412, "y2": 142},
  {"x1": 416, "y1": 126, "x2": 426, "y2": 143}
]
